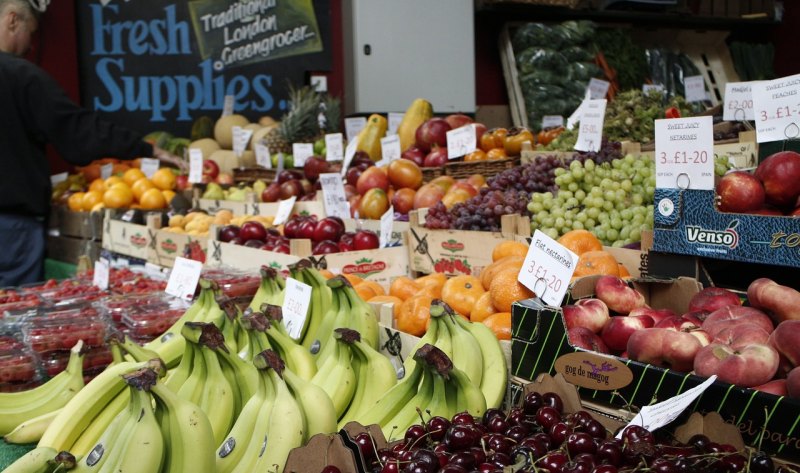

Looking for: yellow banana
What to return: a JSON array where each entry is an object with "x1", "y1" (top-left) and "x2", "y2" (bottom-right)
[
  {"x1": 103, "y1": 386, "x2": 164, "y2": 473},
  {"x1": 338, "y1": 336, "x2": 397, "y2": 427},
  {"x1": 198, "y1": 343, "x2": 236, "y2": 446},
  {"x1": 68, "y1": 390, "x2": 129, "y2": 458},
  {"x1": 383, "y1": 365, "x2": 435, "y2": 440},
  {"x1": 2, "y1": 446, "x2": 72, "y2": 473},
  {"x1": 262, "y1": 307, "x2": 318, "y2": 381},
  {"x1": 357, "y1": 359, "x2": 423, "y2": 427},
  {"x1": 310, "y1": 282, "x2": 345, "y2": 362},
  {"x1": 451, "y1": 364, "x2": 487, "y2": 418},
  {"x1": 299, "y1": 264, "x2": 333, "y2": 350},
  {"x1": 248, "y1": 266, "x2": 286, "y2": 312},
  {"x1": 339, "y1": 277, "x2": 380, "y2": 350},
  {"x1": 3, "y1": 408, "x2": 61, "y2": 445},
  {"x1": 402, "y1": 312, "x2": 440, "y2": 381},
  {"x1": 216, "y1": 376, "x2": 271, "y2": 473},
  {"x1": 283, "y1": 367, "x2": 336, "y2": 439},
  {"x1": 454, "y1": 314, "x2": 508, "y2": 409},
  {"x1": 439, "y1": 303, "x2": 483, "y2": 387},
  {"x1": 310, "y1": 333, "x2": 356, "y2": 419}
]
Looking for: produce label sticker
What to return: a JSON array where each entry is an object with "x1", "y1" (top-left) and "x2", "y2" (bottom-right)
[
  {"x1": 325, "y1": 133, "x2": 344, "y2": 162},
  {"x1": 232, "y1": 127, "x2": 253, "y2": 158},
  {"x1": 655, "y1": 116, "x2": 714, "y2": 190},
  {"x1": 518, "y1": 230, "x2": 578, "y2": 307},
  {"x1": 292, "y1": 143, "x2": 314, "y2": 168},
  {"x1": 388, "y1": 112, "x2": 404, "y2": 135},
  {"x1": 283, "y1": 277, "x2": 312, "y2": 340},
  {"x1": 380, "y1": 135, "x2": 402, "y2": 164},
  {"x1": 255, "y1": 143, "x2": 271, "y2": 169},
  {"x1": 140, "y1": 158, "x2": 160, "y2": 179},
  {"x1": 446, "y1": 124, "x2": 478, "y2": 160},
  {"x1": 188, "y1": 149, "x2": 204, "y2": 183},
  {"x1": 222, "y1": 95, "x2": 234, "y2": 116},
  {"x1": 723, "y1": 81, "x2": 757, "y2": 121},
  {"x1": 345, "y1": 117, "x2": 367, "y2": 143},
  {"x1": 587, "y1": 78, "x2": 610, "y2": 100},
  {"x1": 574, "y1": 99, "x2": 606, "y2": 152},
  {"x1": 50, "y1": 172, "x2": 68, "y2": 185},
  {"x1": 320, "y1": 173, "x2": 350, "y2": 220},
  {"x1": 752, "y1": 73, "x2": 800, "y2": 143},
  {"x1": 380, "y1": 206, "x2": 394, "y2": 248},
  {"x1": 92, "y1": 257, "x2": 110, "y2": 290},
  {"x1": 273, "y1": 196, "x2": 297, "y2": 226},
  {"x1": 542, "y1": 115, "x2": 564, "y2": 129},
  {"x1": 341, "y1": 136, "x2": 360, "y2": 176},
  {"x1": 643, "y1": 83, "x2": 665, "y2": 94},
  {"x1": 100, "y1": 163, "x2": 113, "y2": 180},
  {"x1": 165, "y1": 257, "x2": 203, "y2": 301},
  {"x1": 616, "y1": 375, "x2": 717, "y2": 438},
  {"x1": 684, "y1": 75, "x2": 707, "y2": 103}
]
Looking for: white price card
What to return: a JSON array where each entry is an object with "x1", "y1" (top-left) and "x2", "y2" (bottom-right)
[
  {"x1": 341, "y1": 136, "x2": 360, "y2": 176},
  {"x1": 380, "y1": 206, "x2": 394, "y2": 248},
  {"x1": 273, "y1": 196, "x2": 297, "y2": 225},
  {"x1": 100, "y1": 163, "x2": 113, "y2": 180},
  {"x1": 752, "y1": 73, "x2": 800, "y2": 143},
  {"x1": 723, "y1": 81, "x2": 757, "y2": 121},
  {"x1": 655, "y1": 116, "x2": 715, "y2": 190},
  {"x1": 274, "y1": 153, "x2": 284, "y2": 181},
  {"x1": 92, "y1": 257, "x2": 110, "y2": 290},
  {"x1": 616, "y1": 375, "x2": 717, "y2": 438},
  {"x1": 140, "y1": 158, "x2": 160, "y2": 178},
  {"x1": 222, "y1": 94, "x2": 234, "y2": 116},
  {"x1": 566, "y1": 90, "x2": 591, "y2": 130},
  {"x1": 282, "y1": 277, "x2": 312, "y2": 340},
  {"x1": 325, "y1": 133, "x2": 344, "y2": 161},
  {"x1": 50, "y1": 172, "x2": 68, "y2": 185},
  {"x1": 517, "y1": 230, "x2": 579, "y2": 307},
  {"x1": 574, "y1": 99, "x2": 606, "y2": 152},
  {"x1": 188, "y1": 149, "x2": 204, "y2": 183},
  {"x1": 165, "y1": 257, "x2": 203, "y2": 301},
  {"x1": 388, "y1": 112, "x2": 404, "y2": 135},
  {"x1": 232, "y1": 126, "x2": 253, "y2": 157},
  {"x1": 292, "y1": 143, "x2": 314, "y2": 168},
  {"x1": 587, "y1": 78, "x2": 611, "y2": 100},
  {"x1": 643, "y1": 83, "x2": 665, "y2": 94},
  {"x1": 380, "y1": 135, "x2": 402, "y2": 163},
  {"x1": 542, "y1": 115, "x2": 564, "y2": 129},
  {"x1": 319, "y1": 173, "x2": 350, "y2": 220},
  {"x1": 255, "y1": 142, "x2": 271, "y2": 169},
  {"x1": 446, "y1": 124, "x2": 478, "y2": 160},
  {"x1": 684, "y1": 75, "x2": 707, "y2": 103},
  {"x1": 345, "y1": 117, "x2": 367, "y2": 142}
]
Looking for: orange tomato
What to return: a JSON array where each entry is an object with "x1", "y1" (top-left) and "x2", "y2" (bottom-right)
[
  {"x1": 139, "y1": 188, "x2": 167, "y2": 210},
  {"x1": 482, "y1": 312, "x2": 511, "y2": 340},
  {"x1": 486, "y1": 148, "x2": 508, "y2": 161},
  {"x1": 479, "y1": 127, "x2": 507, "y2": 152},
  {"x1": 396, "y1": 294, "x2": 434, "y2": 337},
  {"x1": 463, "y1": 150, "x2": 488, "y2": 162},
  {"x1": 503, "y1": 127, "x2": 535, "y2": 156},
  {"x1": 441, "y1": 275, "x2": 485, "y2": 319}
]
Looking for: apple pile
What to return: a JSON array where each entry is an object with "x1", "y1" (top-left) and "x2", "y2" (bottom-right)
[
  {"x1": 716, "y1": 150, "x2": 800, "y2": 216},
  {"x1": 565, "y1": 275, "x2": 800, "y2": 396}
]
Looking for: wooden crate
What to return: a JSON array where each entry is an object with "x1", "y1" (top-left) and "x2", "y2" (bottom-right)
[
  {"x1": 193, "y1": 198, "x2": 326, "y2": 218},
  {"x1": 54, "y1": 206, "x2": 103, "y2": 240}
]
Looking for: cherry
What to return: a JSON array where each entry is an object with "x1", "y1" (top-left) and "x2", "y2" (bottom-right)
[
  {"x1": 445, "y1": 425, "x2": 477, "y2": 451},
  {"x1": 584, "y1": 419, "x2": 607, "y2": 439},
  {"x1": 404, "y1": 425, "x2": 427, "y2": 447},
  {"x1": 439, "y1": 465, "x2": 468, "y2": 473},
  {"x1": 687, "y1": 434, "x2": 712, "y2": 452},
  {"x1": 721, "y1": 454, "x2": 747, "y2": 473},
  {"x1": 548, "y1": 421, "x2": 573, "y2": 447},
  {"x1": 536, "y1": 406, "x2": 561, "y2": 430},
  {"x1": 593, "y1": 465, "x2": 618, "y2": 473},
  {"x1": 380, "y1": 460, "x2": 400, "y2": 473},
  {"x1": 451, "y1": 412, "x2": 475, "y2": 425},
  {"x1": 651, "y1": 458, "x2": 678, "y2": 473},
  {"x1": 448, "y1": 451, "x2": 476, "y2": 470},
  {"x1": 402, "y1": 462, "x2": 431, "y2": 473},
  {"x1": 482, "y1": 408, "x2": 505, "y2": 425},
  {"x1": 519, "y1": 437, "x2": 548, "y2": 458},
  {"x1": 748, "y1": 451, "x2": 775, "y2": 473},
  {"x1": 354, "y1": 432, "x2": 378, "y2": 461},
  {"x1": 477, "y1": 463, "x2": 499, "y2": 473},
  {"x1": 397, "y1": 450, "x2": 414, "y2": 463},
  {"x1": 775, "y1": 466, "x2": 800, "y2": 473},
  {"x1": 673, "y1": 457, "x2": 692, "y2": 473},
  {"x1": 536, "y1": 451, "x2": 568, "y2": 473},
  {"x1": 470, "y1": 446, "x2": 487, "y2": 465},
  {"x1": 391, "y1": 442, "x2": 407, "y2": 454},
  {"x1": 427, "y1": 416, "x2": 450, "y2": 442},
  {"x1": 542, "y1": 392, "x2": 564, "y2": 413},
  {"x1": 377, "y1": 448, "x2": 396, "y2": 464},
  {"x1": 489, "y1": 451, "x2": 512, "y2": 467},
  {"x1": 506, "y1": 407, "x2": 526, "y2": 427},
  {"x1": 530, "y1": 432, "x2": 553, "y2": 452},
  {"x1": 487, "y1": 416, "x2": 510, "y2": 434},
  {"x1": 566, "y1": 432, "x2": 597, "y2": 456},
  {"x1": 573, "y1": 453, "x2": 597, "y2": 469},
  {"x1": 568, "y1": 410, "x2": 595, "y2": 429},
  {"x1": 320, "y1": 466, "x2": 342, "y2": 473},
  {"x1": 523, "y1": 391, "x2": 544, "y2": 415},
  {"x1": 411, "y1": 449, "x2": 438, "y2": 470},
  {"x1": 596, "y1": 439, "x2": 623, "y2": 466},
  {"x1": 621, "y1": 425, "x2": 654, "y2": 446},
  {"x1": 562, "y1": 460, "x2": 593, "y2": 473},
  {"x1": 486, "y1": 433, "x2": 513, "y2": 455},
  {"x1": 505, "y1": 425, "x2": 528, "y2": 443}
]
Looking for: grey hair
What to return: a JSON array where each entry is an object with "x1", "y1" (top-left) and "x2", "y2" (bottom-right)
[{"x1": 0, "y1": 0, "x2": 40, "y2": 20}]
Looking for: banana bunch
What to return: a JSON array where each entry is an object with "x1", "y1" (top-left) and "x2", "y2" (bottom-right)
[
  {"x1": 255, "y1": 306, "x2": 318, "y2": 381},
  {"x1": 405, "y1": 300, "x2": 508, "y2": 409},
  {"x1": 1, "y1": 341, "x2": 86, "y2": 441},
  {"x1": 2, "y1": 448, "x2": 75, "y2": 473},
  {"x1": 287, "y1": 260, "x2": 332, "y2": 346},
  {"x1": 248, "y1": 266, "x2": 286, "y2": 312},
  {"x1": 310, "y1": 329, "x2": 357, "y2": 419},
  {"x1": 313, "y1": 276, "x2": 379, "y2": 365}
]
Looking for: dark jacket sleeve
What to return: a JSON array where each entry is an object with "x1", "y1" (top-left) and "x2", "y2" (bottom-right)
[{"x1": 23, "y1": 64, "x2": 153, "y2": 166}]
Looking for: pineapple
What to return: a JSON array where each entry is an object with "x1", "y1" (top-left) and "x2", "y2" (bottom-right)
[
  {"x1": 320, "y1": 94, "x2": 342, "y2": 133},
  {"x1": 263, "y1": 84, "x2": 321, "y2": 154}
]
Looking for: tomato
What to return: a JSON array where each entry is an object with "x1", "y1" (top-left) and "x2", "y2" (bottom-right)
[
  {"x1": 503, "y1": 127, "x2": 535, "y2": 156},
  {"x1": 359, "y1": 188, "x2": 390, "y2": 219},
  {"x1": 665, "y1": 107, "x2": 681, "y2": 119},
  {"x1": 463, "y1": 150, "x2": 487, "y2": 162},
  {"x1": 537, "y1": 127, "x2": 564, "y2": 146},
  {"x1": 479, "y1": 127, "x2": 507, "y2": 152},
  {"x1": 387, "y1": 159, "x2": 423, "y2": 190}
]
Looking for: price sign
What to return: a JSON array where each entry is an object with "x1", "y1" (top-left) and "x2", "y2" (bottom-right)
[
  {"x1": 587, "y1": 78, "x2": 610, "y2": 100},
  {"x1": 232, "y1": 127, "x2": 253, "y2": 157},
  {"x1": 255, "y1": 142, "x2": 271, "y2": 169},
  {"x1": 188, "y1": 149, "x2": 204, "y2": 183},
  {"x1": 684, "y1": 75, "x2": 707, "y2": 103},
  {"x1": 92, "y1": 257, "x2": 110, "y2": 290},
  {"x1": 273, "y1": 196, "x2": 297, "y2": 225},
  {"x1": 345, "y1": 117, "x2": 367, "y2": 142},
  {"x1": 654, "y1": 116, "x2": 715, "y2": 190},
  {"x1": 320, "y1": 173, "x2": 350, "y2": 219},
  {"x1": 446, "y1": 124, "x2": 478, "y2": 160},
  {"x1": 388, "y1": 112, "x2": 404, "y2": 135},
  {"x1": 517, "y1": 230, "x2": 578, "y2": 307},
  {"x1": 165, "y1": 256, "x2": 203, "y2": 301},
  {"x1": 50, "y1": 172, "x2": 68, "y2": 185},
  {"x1": 380, "y1": 206, "x2": 394, "y2": 248},
  {"x1": 292, "y1": 143, "x2": 314, "y2": 168},
  {"x1": 100, "y1": 163, "x2": 113, "y2": 180},
  {"x1": 282, "y1": 277, "x2": 312, "y2": 339},
  {"x1": 222, "y1": 94, "x2": 234, "y2": 116},
  {"x1": 723, "y1": 82, "x2": 756, "y2": 121},
  {"x1": 140, "y1": 158, "x2": 160, "y2": 178},
  {"x1": 752, "y1": 73, "x2": 800, "y2": 143},
  {"x1": 616, "y1": 376, "x2": 717, "y2": 438},
  {"x1": 542, "y1": 115, "x2": 564, "y2": 129},
  {"x1": 643, "y1": 83, "x2": 665, "y2": 95},
  {"x1": 341, "y1": 136, "x2": 360, "y2": 176},
  {"x1": 274, "y1": 153, "x2": 284, "y2": 181},
  {"x1": 325, "y1": 133, "x2": 344, "y2": 161},
  {"x1": 574, "y1": 99, "x2": 606, "y2": 152},
  {"x1": 380, "y1": 135, "x2": 402, "y2": 163},
  {"x1": 566, "y1": 90, "x2": 591, "y2": 130}
]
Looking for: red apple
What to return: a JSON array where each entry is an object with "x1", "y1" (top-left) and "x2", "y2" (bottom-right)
[
  {"x1": 701, "y1": 306, "x2": 774, "y2": 338},
  {"x1": 688, "y1": 287, "x2": 741, "y2": 314},
  {"x1": 594, "y1": 276, "x2": 646, "y2": 315},
  {"x1": 754, "y1": 151, "x2": 800, "y2": 208},
  {"x1": 787, "y1": 366, "x2": 800, "y2": 398},
  {"x1": 751, "y1": 207, "x2": 784, "y2": 216},
  {"x1": 693, "y1": 342, "x2": 779, "y2": 387},
  {"x1": 217, "y1": 225, "x2": 240, "y2": 243},
  {"x1": 562, "y1": 298, "x2": 609, "y2": 334},
  {"x1": 356, "y1": 166, "x2": 390, "y2": 195},
  {"x1": 346, "y1": 165, "x2": 367, "y2": 188},
  {"x1": 216, "y1": 172, "x2": 234, "y2": 185},
  {"x1": 283, "y1": 216, "x2": 302, "y2": 239},
  {"x1": 444, "y1": 114, "x2": 474, "y2": 130},
  {"x1": 353, "y1": 229, "x2": 380, "y2": 251},
  {"x1": 423, "y1": 147, "x2": 449, "y2": 168},
  {"x1": 175, "y1": 174, "x2": 190, "y2": 191},
  {"x1": 277, "y1": 170, "x2": 303, "y2": 184},
  {"x1": 629, "y1": 307, "x2": 677, "y2": 326},
  {"x1": 567, "y1": 327, "x2": 609, "y2": 354},
  {"x1": 261, "y1": 182, "x2": 281, "y2": 203},
  {"x1": 279, "y1": 180, "x2": 305, "y2": 199},
  {"x1": 768, "y1": 320, "x2": 800, "y2": 374},
  {"x1": 752, "y1": 379, "x2": 787, "y2": 397},
  {"x1": 202, "y1": 159, "x2": 220, "y2": 179},
  {"x1": 716, "y1": 171, "x2": 765, "y2": 213},
  {"x1": 303, "y1": 156, "x2": 329, "y2": 182},
  {"x1": 415, "y1": 118, "x2": 452, "y2": 152},
  {"x1": 312, "y1": 240, "x2": 340, "y2": 255},
  {"x1": 450, "y1": 182, "x2": 479, "y2": 198},
  {"x1": 401, "y1": 146, "x2": 426, "y2": 166},
  {"x1": 600, "y1": 315, "x2": 655, "y2": 353},
  {"x1": 313, "y1": 217, "x2": 344, "y2": 243},
  {"x1": 295, "y1": 217, "x2": 317, "y2": 240},
  {"x1": 626, "y1": 327, "x2": 704, "y2": 372},
  {"x1": 239, "y1": 221, "x2": 267, "y2": 242},
  {"x1": 338, "y1": 232, "x2": 356, "y2": 252}
]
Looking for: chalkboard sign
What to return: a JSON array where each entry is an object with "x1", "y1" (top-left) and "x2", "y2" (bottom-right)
[{"x1": 76, "y1": 0, "x2": 332, "y2": 138}]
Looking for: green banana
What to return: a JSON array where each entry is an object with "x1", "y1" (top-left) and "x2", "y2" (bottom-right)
[
  {"x1": 2, "y1": 446, "x2": 74, "y2": 473},
  {"x1": 299, "y1": 264, "x2": 333, "y2": 350},
  {"x1": 311, "y1": 281, "x2": 345, "y2": 363},
  {"x1": 310, "y1": 331, "x2": 356, "y2": 419},
  {"x1": 402, "y1": 310, "x2": 441, "y2": 378},
  {"x1": 163, "y1": 340, "x2": 194, "y2": 392},
  {"x1": 383, "y1": 364, "x2": 435, "y2": 441},
  {"x1": 262, "y1": 306, "x2": 318, "y2": 381},
  {"x1": 3, "y1": 408, "x2": 61, "y2": 445},
  {"x1": 215, "y1": 375, "x2": 271, "y2": 473},
  {"x1": 338, "y1": 277, "x2": 380, "y2": 350},
  {"x1": 217, "y1": 341, "x2": 261, "y2": 412},
  {"x1": 450, "y1": 364, "x2": 487, "y2": 418},
  {"x1": 433, "y1": 308, "x2": 453, "y2": 359},
  {"x1": 198, "y1": 343, "x2": 236, "y2": 446},
  {"x1": 117, "y1": 335, "x2": 163, "y2": 364},
  {"x1": 176, "y1": 343, "x2": 206, "y2": 404},
  {"x1": 454, "y1": 314, "x2": 507, "y2": 409},
  {"x1": 103, "y1": 381, "x2": 164, "y2": 473},
  {"x1": 249, "y1": 266, "x2": 286, "y2": 312},
  {"x1": 282, "y1": 368, "x2": 336, "y2": 440},
  {"x1": 338, "y1": 336, "x2": 398, "y2": 428},
  {"x1": 72, "y1": 387, "x2": 139, "y2": 472},
  {"x1": 438, "y1": 302, "x2": 483, "y2": 387},
  {"x1": 68, "y1": 390, "x2": 129, "y2": 459},
  {"x1": 357, "y1": 359, "x2": 424, "y2": 427}
]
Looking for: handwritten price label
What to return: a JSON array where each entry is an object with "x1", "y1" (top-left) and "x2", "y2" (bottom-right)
[
  {"x1": 165, "y1": 257, "x2": 203, "y2": 301},
  {"x1": 188, "y1": 149, "x2": 204, "y2": 183},
  {"x1": 92, "y1": 257, "x2": 110, "y2": 290},
  {"x1": 655, "y1": 116, "x2": 714, "y2": 190},
  {"x1": 643, "y1": 83, "x2": 665, "y2": 95},
  {"x1": 684, "y1": 75, "x2": 707, "y2": 103},
  {"x1": 273, "y1": 196, "x2": 297, "y2": 226},
  {"x1": 752, "y1": 73, "x2": 800, "y2": 143},
  {"x1": 325, "y1": 133, "x2": 344, "y2": 161},
  {"x1": 380, "y1": 206, "x2": 394, "y2": 248},
  {"x1": 341, "y1": 136, "x2": 360, "y2": 176},
  {"x1": 587, "y1": 78, "x2": 610, "y2": 100},
  {"x1": 222, "y1": 95, "x2": 234, "y2": 116},
  {"x1": 320, "y1": 173, "x2": 350, "y2": 220},
  {"x1": 517, "y1": 230, "x2": 578, "y2": 307},
  {"x1": 232, "y1": 127, "x2": 253, "y2": 157},
  {"x1": 345, "y1": 117, "x2": 367, "y2": 142},
  {"x1": 574, "y1": 99, "x2": 606, "y2": 152},
  {"x1": 292, "y1": 143, "x2": 314, "y2": 168},
  {"x1": 140, "y1": 158, "x2": 160, "y2": 178},
  {"x1": 255, "y1": 142, "x2": 271, "y2": 169},
  {"x1": 282, "y1": 278, "x2": 312, "y2": 340},
  {"x1": 723, "y1": 81, "x2": 757, "y2": 121},
  {"x1": 380, "y1": 135, "x2": 402, "y2": 163},
  {"x1": 388, "y1": 112, "x2": 404, "y2": 135},
  {"x1": 446, "y1": 124, "x2": 477, "y2": 160}
]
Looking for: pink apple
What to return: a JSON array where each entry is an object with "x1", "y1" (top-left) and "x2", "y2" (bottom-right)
[
  {"x1": 787, "y1": 366, "x2": 800, "y2": 399},
  {"x1": 754, "y1": 150, "x2": 800, "y2": 208},
  {"x1": 626, "y1": 328, "x2": 704, "y2": 372},
  {"x1": 693, "y1": 342, "x2": 779, "y2": 387},
  {"x1": 562, "y1": 298, "x2": 610, "y2": 334},
  {"x1": 600, "y1": 315, "x2": 655, "y2": 353},
  {"x1": 768, "y1": 320, "x2": 800, "y2": 374},
  {"x1": 688, "y1": 287, "x2": 742, "y2": 314},
  {"x1": 712, "y1": 324, "x2": 771, "y2": 348},
  {"x1": 655, "y1": 315, "x2": 711, "y2": 346},
  {"x1": 629, "y1": 307, "x2": 677, "y2": 326},
  {"x1": 594, "y1": 276, "x2": 646, "y2": 315},
  {"x1": 753, "y1": 379, "x2": 787, "y2": 397},
  {"x1": 567, "y1": 327, "x2": 610, "y2": 354},
  {"x1": 716, "y1": 171, "x2": 765, "y2": 213},
  {"x1": 701, "y1": 306, "x2": 774, "y2": 338}
]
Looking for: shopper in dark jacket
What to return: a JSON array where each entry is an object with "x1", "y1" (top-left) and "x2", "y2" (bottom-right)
[{"x1": 0, "y1": 0, "x2": 183, "y2": 286}]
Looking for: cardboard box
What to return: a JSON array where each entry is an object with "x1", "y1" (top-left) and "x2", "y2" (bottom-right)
[
  {"x1": 284, "y1": 433, "x2": 358, "y2": 473},
  {"x1": 55, "y1": 206, "x2": 103, "y2": 240},
  {"x1": 653, "y1": 188, "x2": 800, "y2": 268},
  {"x1": 101, "y1": 210, "x2": 152, "y2": 261},
  {"x1": 193, "y1": 198, "x2": 325, "y2": 218},
  {"x1": 511, "y1": 276, "x2": 800, "y2": 461},
  {"x1": 343, "y1": 218, "x2": 409, "y2": 246},
  {"x1": 149, "y1": 230, "x2": 208, "y2": 268}
]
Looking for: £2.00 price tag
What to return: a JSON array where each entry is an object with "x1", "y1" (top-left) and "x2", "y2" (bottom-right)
[
  {"x1": 345, "y1": 117, "x2": 367, "y2": 142},
  {"x1": 293, "y1": 143, "x2": 314, "y2": 168},
  {"x1": 188, "y1": 149, "x2": 204, "y2": 183},
  {"x1": 273, "y1": 196, "x2": 297, "y2": 226},
  {"x1": 517, "y1": 230, "x2": 578, "y2": 307},
  {"x1": 319, "y1": 173, "x2": 350, "y2": 220},
  {"x1": 446, "y1": 124, "x2": 477, "y2": 160},
  {"x1": 325, "y1": 133, "x2": 344, "y2": 161},
  {"x1": 140, "y1": 158, "x2": 160, "y2": 178},
  {"x1": 388, "y1": 112, "x2": 404, "y2": 135},
  {"x1": 752, "y1": 73, "x2": 800, "y2": 143},
  {"x1": 655, "y1": 116, "x2": 714, "y2": 190},
  {"x1": 380, "y1": 135, "x2": 401, "y2": 164},
  {"x1": 282, "y1": 277, "x2": 312, "y2": 339},
  {"x1": 92, "y1": 257, "x2": 110, "y2": 290},
  {"x1": 165, "y1": 257, "x2": 203, "y2": 301},
  {"x1": 574, "y1": 99, "x2": 606, "y2": 152},
  {"x1": 723, "y1": 81, "x2": 757, "y2": 121},
  {"x1": 380, "y1": 206, "x2": 394, "y2": 248}
]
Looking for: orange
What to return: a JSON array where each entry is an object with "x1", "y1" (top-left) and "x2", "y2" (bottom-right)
[
  {"x1": 618, "y1": 263, "x2": 631, "y2": 279},
  {"x1": 489, "y1": 269, "x2": 534, "y2": 312},
  {"x1": 105, "y1": 176, "x2": 124, "y2": 188},
  {"x1": 389, "y1": 276, "x2": 421, "y2": 302},
  {"x1": 139, "y1": 188, "x2": 167, "y2": 210},
  {"x1": 470, "y1": 291, "x2": 496, "y2": 323},
  {"x1": 122, "y1": 168, "x2": 146, "y2": 186},
  {"x1": 152, "y1": 168, "x2": 177, "y2": 191},
  {"x1": 368, "y1": 295, "x2": 403, "y2": 319},
  {"x1": 103, "y1": 186, "x2": 134, "y2": 209},
  {"x1": 67, "y1": 192, "x2": 86, "y2": 212},
  {"x1": 441, "y1": 275, "x2": 485, "y2": 319},
  {"x1": 81, "y1": 190, "x2": 104, "y2": 211},
  {"x1": 573, "y1": 250, "x2": 620, "y2": 279},
  {"x1": 355, "y1": 282, "x2": 379, "y2": 301},
  {"x1": 360, "y1": 280, "x2": 386, "y2": 297},
  {"x1": 414, "y1": 273, "x2": 447, "y2": 298},
  {"x1": 396, "y1": 294, "x2": 434, "y2": 337},
  {"x1": 318, "y1": 269, "x2": 336, "y2": 279},
  {"x1": 88, "y1": 178, "x2": 107, "y2": 194},
  {"x1": 161, "y1": 190, "x2": 176, "y2": 204},
  {"x1": 482, "y1": 312, "x2": 511, "y2": 340},
  {"x1": 491, "y1": 240, "x2": 529, "y2": 262},
  {"x1": 481, "y1": 255, "x2": 524, "y2": 291},
  {"x1": 131, "y1": 178, "x2": 156, "y2": 200},
  {"x1": 342, "y1": 273, "x2": 364, "y2": 287},
  {"x1": 557, "y1": 230, "x2": 603, "y2": 256}
]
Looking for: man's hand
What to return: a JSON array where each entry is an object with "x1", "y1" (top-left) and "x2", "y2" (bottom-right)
[{"x1": 153, "y1": 146, "x2": 188, "y2": 171}]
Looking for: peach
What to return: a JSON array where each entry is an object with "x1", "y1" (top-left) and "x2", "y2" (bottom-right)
[
  {"x1": 562, "y1": 298, "x2": 610, "y2": 334},
  {"x1": 693, "y1": 342, "x2": 779, "y2": 388},
  {"x1": 752, "y1": 379, "x2": 787, "y2": 397},
  {"x1": 748, "y1": 278, "x2": 800, "y2": 324},
  {"x1": 629, "y1": 307, "x2": 676, "y2": 325},
  {"x1": 567, "y1": 327, "x2": 610, "y2": 354},
  {"x1": 688, "y1": 287, "x2": 741, "y2": 314},
  {"x1": 655, "y1": 315, "x2": 711, "y2": 346},
  {"x1": 600, "y1": 315, "x2": 654, "y2": 353},
  {"x1": 712, "y1": 324, "x2": 771, "y2": 348},
  {"x1": 594, "y1": 276, "x2": 646, "y2": 315},
  {"x1": 768, "y1": 320, "x2": 800, "y2": 374},
  {"x1": 787, "y1": 366, "x2": 800, "y2": 399},
  {"x1": 701, "y1": 306, "x2": 774, "y2": 338},
  {"x1": 626, "y1": 327, "x2": 704, "y2": 372}
]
